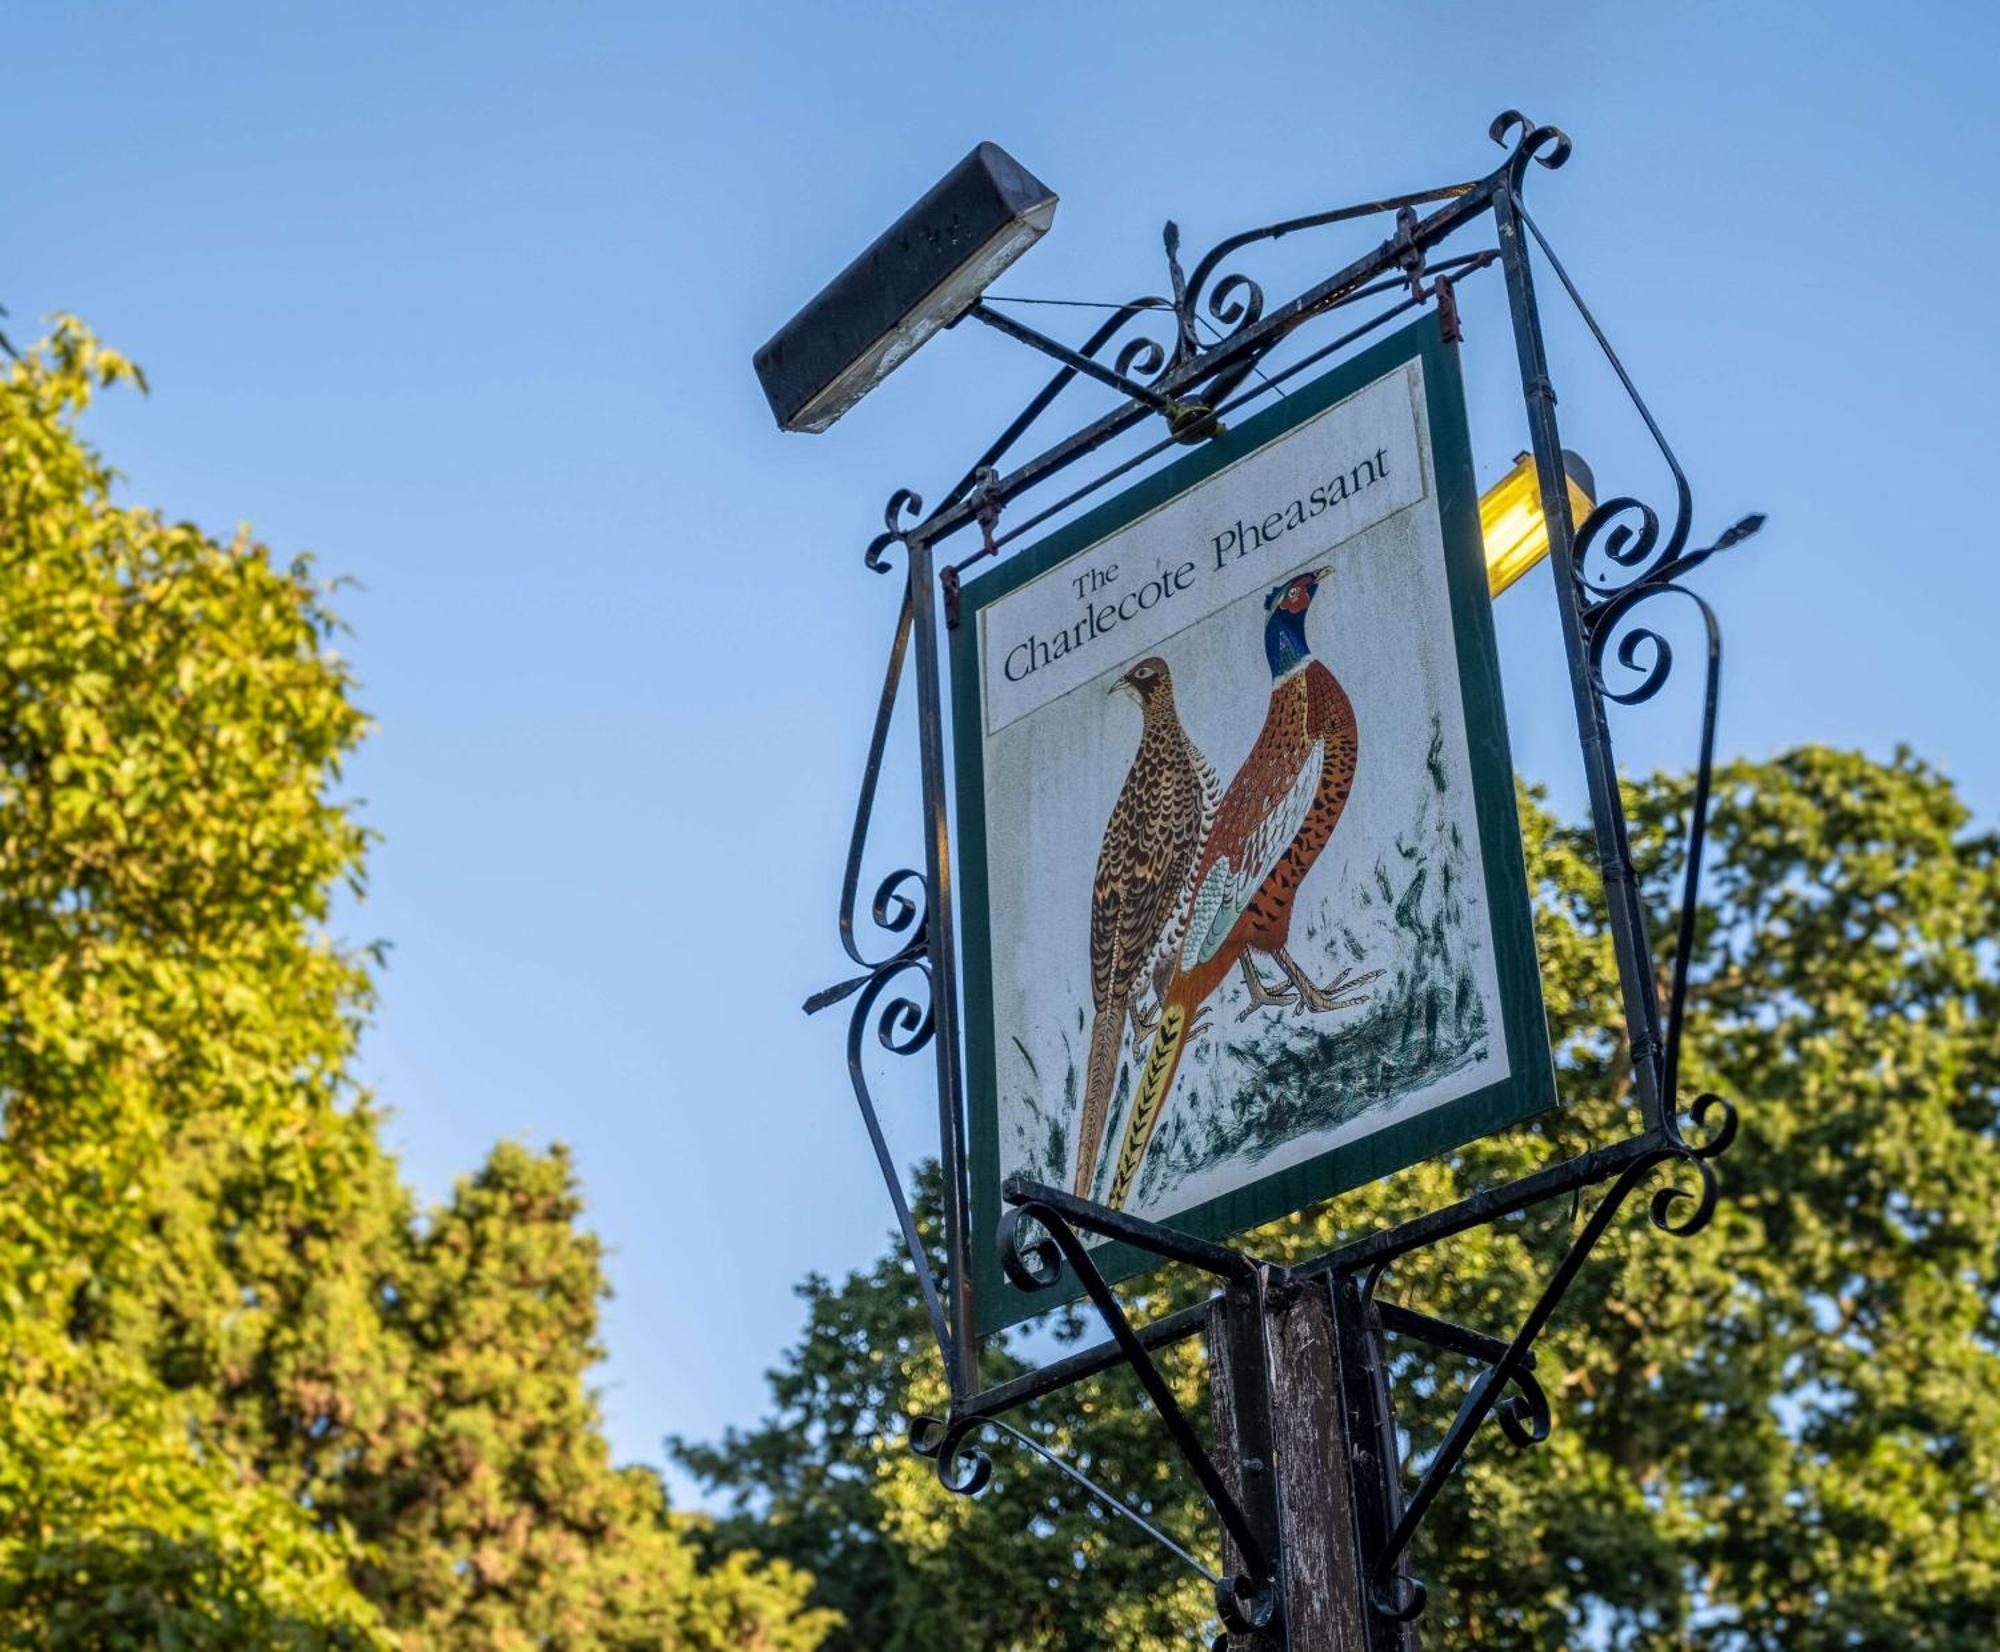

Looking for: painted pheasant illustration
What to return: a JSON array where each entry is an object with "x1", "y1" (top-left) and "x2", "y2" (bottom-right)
[
  {"x1": 1106, "y1": 566, "x2": 1380, "y2": 1209},
  {"x1": 1072, "y1": 657, "x2": 1218, "y2": 1199}
]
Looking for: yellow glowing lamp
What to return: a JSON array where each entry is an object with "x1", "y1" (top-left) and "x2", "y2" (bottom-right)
[{"x1": 1478, "y1": 449, "x2": 1596, "y2": 597}]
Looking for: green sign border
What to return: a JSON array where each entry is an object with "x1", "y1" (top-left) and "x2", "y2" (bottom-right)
[{"x1": 950, "y1": 314, "x2": 1556, "y2": 1336}]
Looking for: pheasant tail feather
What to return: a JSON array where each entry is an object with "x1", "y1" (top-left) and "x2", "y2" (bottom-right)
[
  {"x1": 1107, "y1": 992, "x2": 1191, "y2": 1209},
  {"x1": 1073, "y1": 1000, "x2": 1126, "y2": 1198}
]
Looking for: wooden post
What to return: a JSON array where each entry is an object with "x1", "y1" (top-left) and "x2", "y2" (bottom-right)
[{"x1": 1209, "y1": 1274, "x2": 1416, "y2": 1651}]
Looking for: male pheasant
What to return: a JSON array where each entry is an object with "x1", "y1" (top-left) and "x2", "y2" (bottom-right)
[
  {"x1": 1072, "y1": 657, "x2": 1217, "y2": 1199},
  {"x1": 1105, "y1": 566, "x2": 1379, "y2": 1210}
]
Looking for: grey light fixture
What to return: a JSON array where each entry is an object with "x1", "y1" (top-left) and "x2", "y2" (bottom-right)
[{"x1": 753, "y1": 142, "x2": 1057, "y2": 434}]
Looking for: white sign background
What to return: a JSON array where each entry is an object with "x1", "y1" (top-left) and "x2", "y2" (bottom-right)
[{"x1": 973, "y1": 357, "x2": 1516, "y2": 1225}]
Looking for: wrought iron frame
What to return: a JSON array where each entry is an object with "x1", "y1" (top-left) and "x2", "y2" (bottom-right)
[{"x1": 803, "y1": 110, "x2": 1761, "y2": 1647}]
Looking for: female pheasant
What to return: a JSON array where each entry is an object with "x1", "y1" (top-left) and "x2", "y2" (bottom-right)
[
  {"x1": 1106, "y1": 566, "x2": 1379, "y2": 1209},
  {"x1": 1073, "y1": 657, "x2": 1217, "y2": 1199}
]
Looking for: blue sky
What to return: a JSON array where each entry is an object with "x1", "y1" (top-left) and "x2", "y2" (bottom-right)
[{"x1": 5, "y1": 2, "x2": 1995, "y2": 1498}]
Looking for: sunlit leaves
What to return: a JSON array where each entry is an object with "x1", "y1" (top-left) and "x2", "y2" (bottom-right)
[
  {"x1": 687, "y1": 755, "x2": 2000, "y2": 1650},
  {"x1": 0, "y1": 322, "x2": 833, "y2": 1650}
]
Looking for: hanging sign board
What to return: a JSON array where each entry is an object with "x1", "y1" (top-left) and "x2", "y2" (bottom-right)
[{"x1": 951, "y1": 315, "x2": 1556, "y2": 1333}]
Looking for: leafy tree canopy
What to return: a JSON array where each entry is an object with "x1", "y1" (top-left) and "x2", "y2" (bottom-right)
[
  {"x1": 0, "y1": 320, "x2": 834, "y2": 1651},
  {"x1": 682, "y1": 748, "x2": 2000, "y2": 1651}
]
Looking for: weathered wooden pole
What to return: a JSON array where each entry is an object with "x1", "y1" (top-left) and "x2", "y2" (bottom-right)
[{"x1": 1210, "y1": 1275, "x2": 1416, "y2": 1651}]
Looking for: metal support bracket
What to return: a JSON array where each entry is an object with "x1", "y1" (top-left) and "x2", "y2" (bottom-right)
[
  {"x1": 1332, "y1": 1276, "x2": 1418, "y2": 1649},
  {"x1": 967, "y1": 299, "x2": 1199, "y2": 429},
  {"x1": 993, "y1": 1182, "x2": 1281, "y2": 1638},
  {"x1": 1351, "y1": 1101, "x2": 1737, "y2": 1621},
  {"x1": 1432, "y1": 271, "x2": 1461, "y2": 344},
  {"x1": 803, "y1": 107, "x2": 1764, "y2": 1647}
]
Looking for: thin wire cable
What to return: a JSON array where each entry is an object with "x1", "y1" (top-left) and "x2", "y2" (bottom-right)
[
  {"x1": 979, "y1": 292, "x2": 1425, "y2": 557},
  {"x1": 983, "y1": 294, "x2": 1173, "y2": 312},
  {"x1": 1509, "y1": 199, "x2": 1688, "y2": 528},
  {"x1": 949, "y1": 251, "x2": 1502, "y2": 571},
  {"x1": 978, "y1": 1416, "x2": 1222, "y2": 1585},
  {"x1": 1195, "y1": 311, "x2": 1286, "y2": 400}
]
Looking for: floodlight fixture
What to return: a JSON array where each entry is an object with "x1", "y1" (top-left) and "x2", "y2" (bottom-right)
[
  {"x1": 753, "y1": 142, "x2": 1058, "y2": 434},
  {"x1": 1479, "y1": 448, "x2": 1596, "y2": 597}
]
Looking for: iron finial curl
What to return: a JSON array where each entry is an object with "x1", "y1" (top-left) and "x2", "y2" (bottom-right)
[
  {"x1": 1495, "y1": 1365, "x2": 1554, "y2": 1448},
  {"x1": 997, "y1": 1206, "x2": 1065, "y2": 1292},
  {"x1": 1213, "y1": 1572, "x2": 1278, "y2": 1638},
  {"x1": 865, "y1": 487, "x2": 926, "y2": 573},
  {"x1": 1489, "y1": 108, "x2": 1573, "y2": 172},
  {"x1": 907, "y1": 1413, "x2": 993, "y2": 1495},
  {"x1": 1370, "y1": 1568, "x2": 1429, "y2": 1623}
]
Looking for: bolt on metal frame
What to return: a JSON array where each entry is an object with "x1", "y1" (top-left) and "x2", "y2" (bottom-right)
[{"x1": 803, "y1": 109, "x2": 1762, "y2": 1646}]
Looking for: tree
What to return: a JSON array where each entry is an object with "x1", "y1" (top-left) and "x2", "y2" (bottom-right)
[
  {"x1": 352, "y1": 1141, "x2": 834, "y2": 1652},
  {"x1": 677, "y1": 1175, "x2": 1216, "y2": 1651},
  {"x1": 0, "y1": 320, "x2": 833, "y2": 1650},
  {"x1": 681, "y1": 749, "x2": 2000, "y2": 1650}
]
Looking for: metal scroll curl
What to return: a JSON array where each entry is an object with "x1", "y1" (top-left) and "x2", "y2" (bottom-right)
[
  {"x1": 803, "y1": 509, "x2": 964, "y2": 1378},
  {"x1": 1490, "y1": 108, "x2": 1573, "y2": 175},
  {"x1": 1365, "y1": 1122, "x2": 1742, "y2": 1620},
  {"x1": 849, "y1": 949, "x2": 934, "y2": 1059},
  {"x1": 995, "y1": 1199, "x2": 1278, "y2": 1640},
  {"x1": 1684, "y1": 1089, "x2": 1739, "y2": 1160},
  {"x1": 1204, "y1": 271, "x2": 1267, "y2": 336},
  {"x1": 995, "y1": 1206, "x2": 1065, "y2": 1293},
  {"x1": 1493, "y1": 1363, "x2": 1554, "y2": 1449},
  {"x1": 1645, "y1": 1137, "x2": 1722, "y2": 1237},
  {"x1": 1574, "y1": 494, "x2": 1687, "y2": 606},
  {"x1": 907, "y1": 1411, "x2": 994, "y2": 1496},
  {"x1": 1111, "y1": 325, "x2": 1172, "y2": 384},
  {"x1": 864, "y1": 488, "x2": 925, "y2": 574},
  {"x1": 1577, "y1": 524, "x2": 1760, "y2": 1135},
  {"x1": 1660, "y1": 1091, "x2": 1738, "y2": 1218}
]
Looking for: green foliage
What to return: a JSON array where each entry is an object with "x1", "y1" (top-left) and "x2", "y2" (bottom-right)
[
  {"x1": 682, "y1": 750, "x2": 2000, "y2": 1650},
  {"x1": 0, "y1": 322, "x2": 832, "y2": 1650},
  {"x1": 0, "y1": 1381, "x2": 386, "y2": 1649},
  {"x1": 677, "y1": 1182, "x2": 1214, "y2": 1651},
  {"x1": 348, "y1": 1143, "x2": 834, "y2": 1652}
]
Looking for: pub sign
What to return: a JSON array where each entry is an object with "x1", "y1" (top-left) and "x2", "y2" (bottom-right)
[{"x1": 951, "y1": 316, "x2": 1555, "y2": 1331}]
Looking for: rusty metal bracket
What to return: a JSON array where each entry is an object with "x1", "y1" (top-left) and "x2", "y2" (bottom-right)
[
  {"x1": 1433, "y1": 271, "x2": 1461, "y2": 343},
  {"x1": 1392, "y1": 205, "x2": 1428, "y2": 301},
  {"x1": 948, "y1": 465, "x2": 1004, "y2": 629}
]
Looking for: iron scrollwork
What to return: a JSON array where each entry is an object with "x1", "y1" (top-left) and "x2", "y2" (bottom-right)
[
  {"x1": 938, "y1": 175, "x2": 1498, "y2": 554},
  {"x1": 1576, "y1": 502, "x2": 1762, "y2": 1129},
  {"x1": 905, "y1": 1410, "x2": 993, "y2": 1497},
  {"x1": 1490, "y1": 107, "x2": 1573, "y2": 177},
  {"x1": 1346, "y1": 116, "x2": 1762, "y2": 1621},
  {"x1": 800, "y1": 110, "x2": 1761, "y2": 1646},
  {"x1": 995, "y1": 1193, "x2": 1279, "y2": 1644},
  {"x1": 802, "y1": 488, "x2": 961, "y2": 1370},
  {"x1": 1515, "y1": 184, "x2": 1767, "y2": 1133},
  {"x1": 1362, "y1": 1093, "x2": 1738, "y2": 1620}
]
